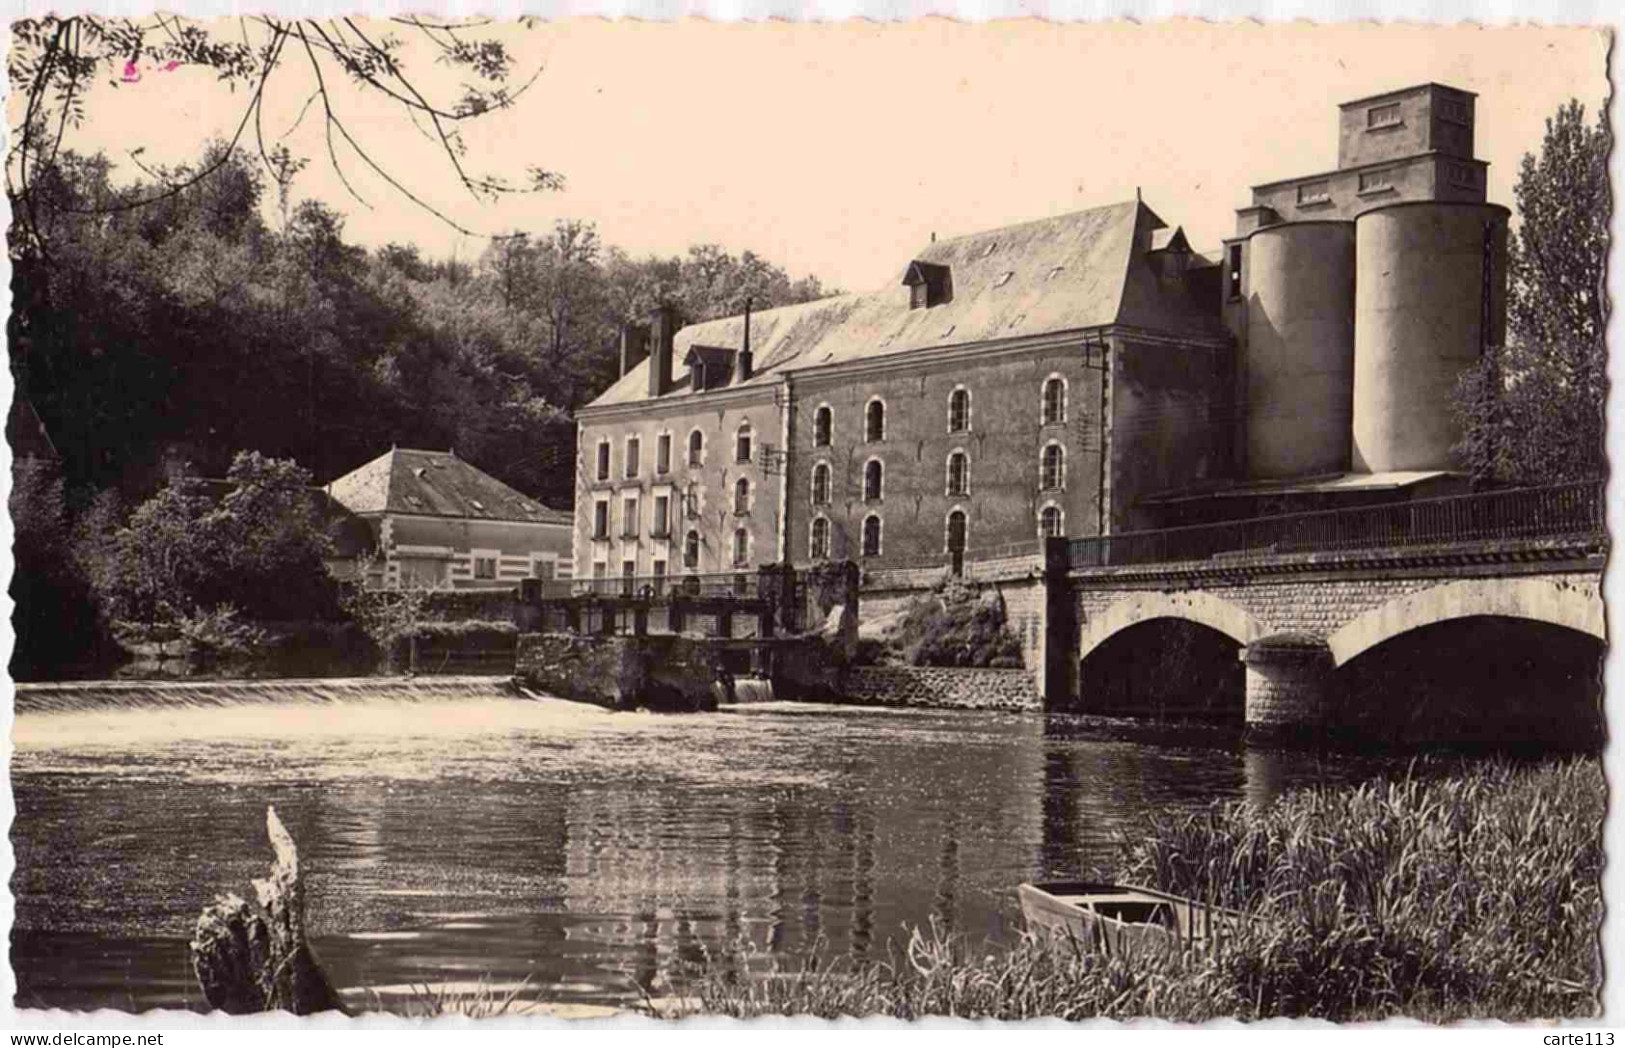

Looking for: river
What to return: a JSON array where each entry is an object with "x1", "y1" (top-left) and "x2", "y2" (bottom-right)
[{"x1": 12, "y1": 688, "x2": 1399, "y2": 1013}]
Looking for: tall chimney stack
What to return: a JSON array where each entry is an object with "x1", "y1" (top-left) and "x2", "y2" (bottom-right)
[
  {"x1": 619, "y1": 323, "x2": 650, "y2": 378},
  {"x1": 735, "y1": 297, "x2": 754, "y2": 384},
  {"x1": 648, "y1": 304, "x2": 678, "y2": 398}
]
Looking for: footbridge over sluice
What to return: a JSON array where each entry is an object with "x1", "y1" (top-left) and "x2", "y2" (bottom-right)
[{"x1": 867, "y1": 481, "x2": 1607, "y2": 747}]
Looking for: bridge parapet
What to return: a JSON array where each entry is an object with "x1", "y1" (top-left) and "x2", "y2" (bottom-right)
[
  {"x1": 1063, "y1": 483, "x2": 1606, "y2": 745},
  {"x1": 1067, "y1": 480, "x2": 1605, "y2": 575}
]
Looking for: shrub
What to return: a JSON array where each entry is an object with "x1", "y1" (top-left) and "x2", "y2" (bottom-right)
[
  {"x1": 84, "y1": 451, "x2": 339, "y2": 631},
  {"x1": 894, "y1": 578, "x2": 1024, "y2": 668},
  {"x1": 173, "y1": 604, "x2": 272, "y2": 658}
]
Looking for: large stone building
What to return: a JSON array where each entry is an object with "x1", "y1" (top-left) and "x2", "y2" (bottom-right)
[{"x1": 573, "y1": 82, "x2": 1506, "y2": 581}]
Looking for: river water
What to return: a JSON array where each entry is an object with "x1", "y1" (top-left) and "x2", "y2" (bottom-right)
[{"x1": 12, "y1": 690, "x2": 1397, "y2": 1013}]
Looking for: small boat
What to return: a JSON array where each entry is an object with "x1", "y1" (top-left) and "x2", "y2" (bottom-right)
[{"x1": 1017, "y1": 882, "x2": 1252, "y2": 953}]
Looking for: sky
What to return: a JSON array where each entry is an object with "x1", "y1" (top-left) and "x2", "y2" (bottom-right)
[{"x1": 38, "y1": 19, "x2": 1615, "y2": 293}]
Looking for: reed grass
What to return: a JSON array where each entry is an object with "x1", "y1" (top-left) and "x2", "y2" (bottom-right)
[
  {"x1": 369, "y1": 974, "x2": 540, "y2": 1018},
  {"x1": 680, "y1": 757, "x2": 1604, "y2": 1022}
]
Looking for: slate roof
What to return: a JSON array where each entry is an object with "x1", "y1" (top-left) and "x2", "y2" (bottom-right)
[
  {"x1": 588, "y1": 201, "x2": 1231, "y2": 409},
  {"x1": 325, "y1": 448, "x2": 572, "y2": 525}
]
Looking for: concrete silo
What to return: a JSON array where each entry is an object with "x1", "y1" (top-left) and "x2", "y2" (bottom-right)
[
  {"x1": 1352, "y1": 202, "x2": 1509, "y2": 473},
  {"x1": 1244, "y1": 221, "x2": 1357, "y2": 478}
]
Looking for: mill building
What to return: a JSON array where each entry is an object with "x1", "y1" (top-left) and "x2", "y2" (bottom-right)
[{"x1": 572, "y1": 82, "x2": 1507, "y2": 585}]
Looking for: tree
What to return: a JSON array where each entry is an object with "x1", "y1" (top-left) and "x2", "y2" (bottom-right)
[
  {"x1": 1452, "y1": 100, "x2": 1610, "y2": 484},
  {"x1": 10, "y1": 456, "x2": 108, "y2": 679},
  {"x1": 8, "y1": 15, "x2": 562, "y2": 263},
  {"x1": 85, "y1": 451, "x2": 337, "y2": 634}
]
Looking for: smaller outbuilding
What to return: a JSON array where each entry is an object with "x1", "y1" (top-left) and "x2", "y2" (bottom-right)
[{"x1": 325, "y1": 447, "x2": 574, "y2": 590}]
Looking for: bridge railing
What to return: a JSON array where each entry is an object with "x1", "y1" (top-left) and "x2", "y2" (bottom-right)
[{"x1": 1067, "y1": 480, "x2": 1606, "y2": 570}]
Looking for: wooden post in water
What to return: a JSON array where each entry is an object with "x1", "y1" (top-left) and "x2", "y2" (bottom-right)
[{"x1": 190, "y1": 807, "x2": 350, "y2": 1015}]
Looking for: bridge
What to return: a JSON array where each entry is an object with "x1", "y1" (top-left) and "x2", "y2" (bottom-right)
[{"x1": 1049, "y1": 480, "x2": 1607, "y2": 747}]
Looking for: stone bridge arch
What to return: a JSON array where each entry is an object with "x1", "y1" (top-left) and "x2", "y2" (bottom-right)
[
  {"x1": 1078, "y1": 591, "x2": 1268, "y2": 662},
  {"x1": 1326, "y1": 576, "x2": 1606, "y2": 667}
]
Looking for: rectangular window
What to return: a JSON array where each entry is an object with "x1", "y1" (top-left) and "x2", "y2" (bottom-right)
[
  {"x1": 592, "y1": 561, "x2": 607, "y2": 579},
  {"x1": 622, "y1": 496, "x2": 639, "y2": 538},
  {"x1": 656, "y1": 434, "x2": 671, "y2": 474},
  {"x1": 653, "y1": 495, "x2": 670, "y2": 537},
  {"x1": 1368, "y1": 102, "x2": 1402, "y2": 129},
  {"x1": 1446, "y1": 162, "x2": 1477, "y2": 189},
  {"x1": 626, "y1": 437, "x2": 641, "y2": 479},
  {"x1": 1227, "y1": 244, "x2": 1243, "y2": 301},
  {"x1": 593, "y1": 501, "x2": 609, "y2": 539},
  {"x1": 532, "y1": 558, "x2": 556, "y2": 580},
  {"x1": 1296, "y1": 180, "x2": 1331, "y2": 205},
  {"x1": 596, "y1": 441, "x2": 610, "y2": 481},
  {"x1": 622, "y1": 559, "x2": 636, "y2": 597},
  {"x1": 1359, "y1": 168, "x2": 1394, "y2": 193},
  {"x1": 474, "y1": 556, "x2": 497, "y2": 579}
]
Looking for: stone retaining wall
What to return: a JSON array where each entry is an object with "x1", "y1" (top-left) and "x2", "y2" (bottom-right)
[{"x1": 841, "y1": 665, "x2": 1040, "y2": 712}]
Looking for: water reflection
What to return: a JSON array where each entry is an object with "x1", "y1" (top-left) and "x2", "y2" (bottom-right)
[{"x1": 12, "y1": 695, "x2": 1396, "y2": 1012}]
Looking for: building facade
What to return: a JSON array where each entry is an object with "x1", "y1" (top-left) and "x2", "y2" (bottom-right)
[
  {"x1": 573, "y1": 82, "x2": 1507, "y2": 576},
  {"x1": 326, "y1": 447, "x2": 574, "y2": 589}
]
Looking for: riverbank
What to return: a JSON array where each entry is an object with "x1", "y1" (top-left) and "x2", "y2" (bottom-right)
[{"x1": 673, "y1": 757, "x2": 1603, "y2": 1022}]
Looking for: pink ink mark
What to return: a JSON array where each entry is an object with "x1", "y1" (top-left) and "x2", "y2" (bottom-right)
[
  {"x1": 121, "y1": 60, "x2": 142, "y2": 83},
  {"x1": 161, "y1": 61, "x2": 181, "y2": 72}
]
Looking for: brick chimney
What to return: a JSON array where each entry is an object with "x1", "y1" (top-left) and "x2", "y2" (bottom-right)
[
  {"x1": 734, "y1": 297, "x2": 754, "y2": 384},
  {"x1": 619, "y1": 323, "x2": 649, "y2": 378},
  {"x1": 648, "y1": 304, "x2": 678, "y2": 398}
]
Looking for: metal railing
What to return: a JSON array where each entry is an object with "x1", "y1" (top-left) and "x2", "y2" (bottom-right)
[
  {"x1": 1067, "y1": 480, "x2": 1605, "y2": 570},
  {"x1": 858, "y1": 539, "x2": 1046, "y2": 575},
  {"x1": 558, "y1": 571, "x2": 763, "y2": 601}
]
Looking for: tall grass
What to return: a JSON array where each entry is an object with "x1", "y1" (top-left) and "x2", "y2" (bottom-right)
[
  {"x1": 367, "y1": 974, "x2": 541, "y2": 1018},
  {"x1": 680, "y1": 757, "x2": 1603, "y2": 1022}
]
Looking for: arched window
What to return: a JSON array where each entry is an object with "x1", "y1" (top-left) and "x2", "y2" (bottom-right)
[
  {"x1": 865, "y1": 399, "x2": 885, "y2": 443},
  {"x1": 684, "y1": 530, "x2": 701, "y2": 568},
  {"x1": 862, "y1": 514, "x2": 882, "y2": 557},
  {"x1": 1042, "y1": 377, "x2": 1067, "y2": 426},
  {"x1": 810, "y1": 517, "x2": 831, "y2": 560},
  {"x1": 947, "y1": 451, "x2": 969, "y2": 496},
  {"x1": 812, "y1": 462, "x2": 831, "y2": 505},
  {"x1": 733, "y1": 528, "x2": 749, "y2": 567},
  {"x1": 1040, "y1": 505, "x2": 1064, "y2": 538},
  {"x1": 734, "y1": 477, "x2": 750, "y2": 515},
  {"x1": 1041, "y1": 443, "x2": 1065, "y2": 491},
  {"x1": 736, "y1": 422, "x2": 753, "y2": 464},
  {"x1": 814, "y1": 406, "x2": 833, "y2": 447},
  {"x1": 947, "y1": 510, "x2": 967, "y2": 554},
  {"x1": 688, "y1": 429, "x2": 704, "y2": 467},
  {"x1": 948, "y1": 389, "x2": 970, "y2": 432},
  {"x1": 864, "y1": 459, "x2": 884, "y2": 502}
]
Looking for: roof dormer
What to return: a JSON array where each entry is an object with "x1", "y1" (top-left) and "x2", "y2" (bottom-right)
[
  {"x1": 902, "y1": 260, "x2": 952, "y2": 309},
  {"x1": 1148, "y1": 225, "x2": 1193, "y2": 280},
  {"x1": 684, "y1": 345, "x2": 738, "y2": 392}
]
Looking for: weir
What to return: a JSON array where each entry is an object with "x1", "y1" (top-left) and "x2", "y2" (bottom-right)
[{"x1": 13, "y1": 675, "x2": 523, "y2": 715}]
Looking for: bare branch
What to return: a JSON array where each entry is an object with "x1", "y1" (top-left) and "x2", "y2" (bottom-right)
[
  {"x1": 52, "y1": 27, "x2": 290, "y2": 218},
  {"x1": 292, "y1": 23, "x2": 371, "y2": 211}
]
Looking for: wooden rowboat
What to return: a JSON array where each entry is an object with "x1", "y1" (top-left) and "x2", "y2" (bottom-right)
[{"x1": 1017, "y1": 881, "x2": 1253, "y2": 953}]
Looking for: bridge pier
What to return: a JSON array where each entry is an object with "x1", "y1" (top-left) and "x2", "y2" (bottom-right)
[{"x1": 1243, "y1": 633, "x2": 1334, "y2": 742}]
